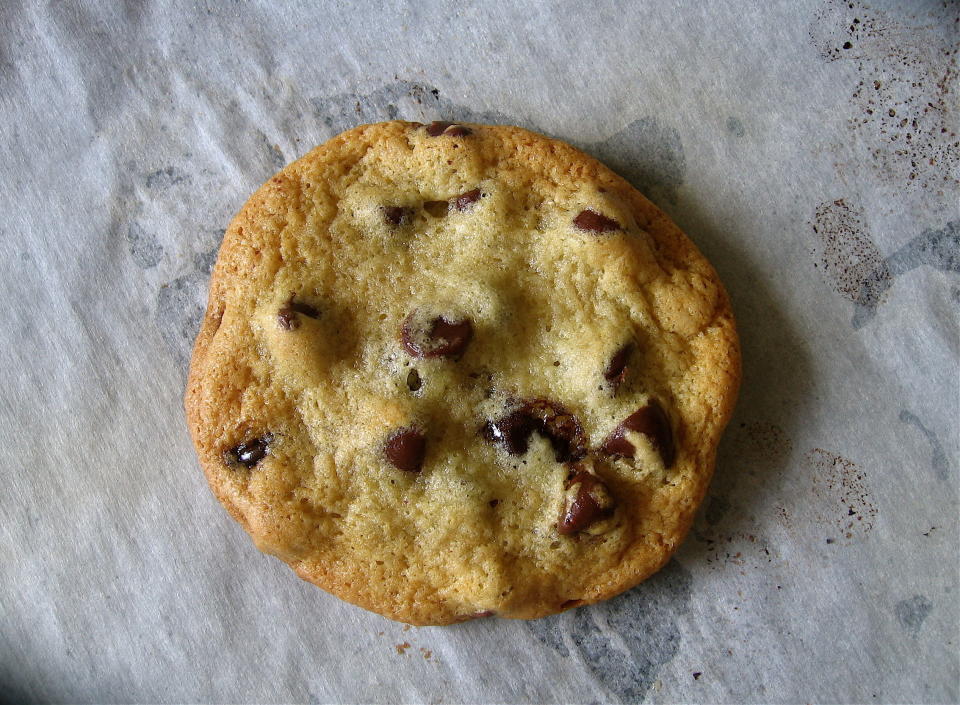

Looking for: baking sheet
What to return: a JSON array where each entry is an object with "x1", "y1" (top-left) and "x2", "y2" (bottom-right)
[{"x1": 1, "y1": 1, "x2": 957, "y2": 702}]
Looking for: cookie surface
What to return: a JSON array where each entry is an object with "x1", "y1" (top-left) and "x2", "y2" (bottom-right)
[{"x1": 185, "y1": 121, "x2": 740, "y2": 625}]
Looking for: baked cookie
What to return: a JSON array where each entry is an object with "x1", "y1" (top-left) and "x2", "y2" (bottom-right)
[{"x1": 185, "y1": 120, "x2": 740, "y2": 625}]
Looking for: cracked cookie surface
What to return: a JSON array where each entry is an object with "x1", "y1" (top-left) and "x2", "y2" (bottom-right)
[{"x1": 185, "y1": 120, "x2": 740, "y2": 625}]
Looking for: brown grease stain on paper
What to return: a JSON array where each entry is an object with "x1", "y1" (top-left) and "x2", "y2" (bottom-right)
[
  {"x1": 809, "y1": 0, "x2": 959, "y2": 195},
  {"x1": 692, "y1": 421, "x2": 792, "y2": 568},
  {"x1": 810, "y1": 199, "x2": 891, "y2": 304},
  {"x1": 806, "y1": 448, "x2": 877, "y2": 541}
]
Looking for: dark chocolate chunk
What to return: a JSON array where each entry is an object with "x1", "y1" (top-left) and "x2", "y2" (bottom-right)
[
  {"x1": 384, "y1": 427, "x2": 426, "y2": 472},
  {"x1": 454, "y1": 188, "x2": 482, "y2": 211},
  {"x1": 483, "y1": 400, "x2": 587, "y2": 463},
  {"x1": 277, "y1": 296, "x2": 319, "y2": 329},
  {"x1": 277, "y1": 308, "x2": 298, "y2": 330},
  {"x1": 423, "y1": 200, "x2": 449, "y2": 217},
  {"x1": 601, "y1": 399, "x2": 675, "y2": 467},
  {"x1": 382, "y1": 206, "x2": 410, "y2": 226},
  {"x1": 401, "y1": 314, "x2": 473, "y2": 359},
  {"x1": 557, "y1": 469, "x2": 615, "y2": 535},
  {"x1": 573, "y1": 209, "x2": 620, "y2": 233},
  {"x1": 604, "y1": 343, "x2": 632, "y2": 392},
  {"x1": 225, "y1": 433, "x2": 274, "y2": 468},
  {"x1": 406, "y1": 368, "x2": 422, "y2": 392},
  {"x1": 425, "y1": 121, "x2": 472, "y2": 137},
  {"x1": 426, "y1": 121, "x2": 454, "y2": 136},
  {"x1": 290, "y1": 301, "x2": 319, "y2": 318}
]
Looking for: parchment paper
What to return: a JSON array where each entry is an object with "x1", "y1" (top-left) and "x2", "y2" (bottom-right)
[{"x1": 1, "y1": 1, "x2": 957, "y2": 702}]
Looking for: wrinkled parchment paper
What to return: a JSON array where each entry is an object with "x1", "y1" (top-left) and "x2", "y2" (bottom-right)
[{"x1": 2, "y1": 1, "x2": 957, "y2": 702}]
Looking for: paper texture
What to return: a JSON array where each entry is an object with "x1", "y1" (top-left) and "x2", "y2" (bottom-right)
[{"x1": 1, "y1": 1, "x2": 957, "y2": 702}]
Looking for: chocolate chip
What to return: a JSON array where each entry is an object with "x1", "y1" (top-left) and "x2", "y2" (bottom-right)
[
  {"x1": 425, "y1": 121, "x2": 454, "y2": 136},
  {"x1": 384, "y1": 427, "x2": 426, "y2": 472},
  {"x1": 382, "y1": 206, "x2": 410, "y2": 226},
  {"x1": 558, "y1": 468, "x2": 615, "y2": 535},
  {"x1": 483, "y1": 408, "x2": 536, "y2": 456},
  {"x1": 406, "y1": 368, "x2": 422, "y2": 392},
  {"x1": 423, "y1": 200, "x2": 449, "y2": 217},
  {"x1": 573, "y1": 209, "x2": 620, "y2": 233},
  {"x1": 604, "y1": 343, "x2": 632, "y2": 392},
  {"x1": 601, "y1": 399, "x2": 675, "y2": 467},
  {"x1": 277, "y1": 296, "x2": 319, "y2": 329},
  {"x1": 483, "y1": 400, "x2": 587, "y2": 463},
  {"x1": 225, "y1": 433, "x2": 273, "y2": 468},
  {"x1": 277, "y1": 308, "x2": 298, "y2": 330},
  {"x1": 489, "y1": 499, "x2": 499, "y2": 508},
  {"x1": 425, "y1": 121, "x2": 472, "y2": 137},
  {"x1": 454, "y1": 188, "x2": 482, "y2": 211},
  {"x1": 290, "y1": 301, "x2": 319, "y2": 318},
  {"x1": 401, "y1": 314, "x2": 473, "y2": 359}
]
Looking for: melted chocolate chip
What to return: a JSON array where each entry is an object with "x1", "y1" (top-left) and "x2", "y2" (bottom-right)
[
  {"x1": 225, "y1": 433, "x2": 274, "y2": 468},
  {"x1": 384, "y1": 427, "x2": 426, "y2": 472},
  {"x1": 425, "y1": 121, "x2": 454, "y2": 136},
  {"x1": 406, "y1": 368, "x2": 422, "y2": 392},
  {"x1": 601, "y1": 399, "x2": 675, "y2": 467},
  {"x1": 558, "y1": 469, "x2": 615, "y2": 535},
  {"x1": 573, "y1": 209, "x2": 621, "y2": 233},
  {"x1": 604, "y1": 343, "x2": 632, "y2": 393},
  {"x1": 483, "y1": 400, "x2": 587, "y2": 463},
  {"x1": 471, "y1": 610, "x2": 494, "y2": 618},
  {"x1": 483, "y1": 409, "x2": 536, "y2": 455},
  {"x1": 454, "y1": 188, "x2": 482, "y2": 211},
  {"x1": 382, "y1": 206, "x2": 410, "y2": 226},
  {"x1": 401, "y1": 314, "x2": 473, "y2": 359},
  {"x1": 277, "y1": 308, "x2": 298, "y2": 330},
  {"x1": 277, "y1": 297, "x2": 319, "y2": 330},
  {"x1": 425, "y1": 121, "x2": 472, "y2": 137},
  {"x1": 423, "y1": 200, "x2": 449, "y2": 217},
  {"x1": 290, "y1": 301, "x2": 319, "y2": 318}
]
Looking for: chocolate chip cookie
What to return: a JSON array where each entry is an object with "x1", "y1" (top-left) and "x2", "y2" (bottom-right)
[{"x1": 185, "y1": 120, "x2": 740, "y2": 625}]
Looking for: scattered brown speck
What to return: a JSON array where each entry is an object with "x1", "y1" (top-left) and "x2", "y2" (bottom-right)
[
  {"x1": 395, "y1": 642, "x2": 411, "y2": 655},
  {"x1": 735, "y1": 420, "x2": 794, "y2": 465},
  {"x1": 809, "y1": 198, "x2": 890, "y2": 306},
  {"x1": 809, "y1": 0, "x2": 959, "y2": 193},
  {"x1": 807, "y1": 448, "x2": 877, "y2": 541}
]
